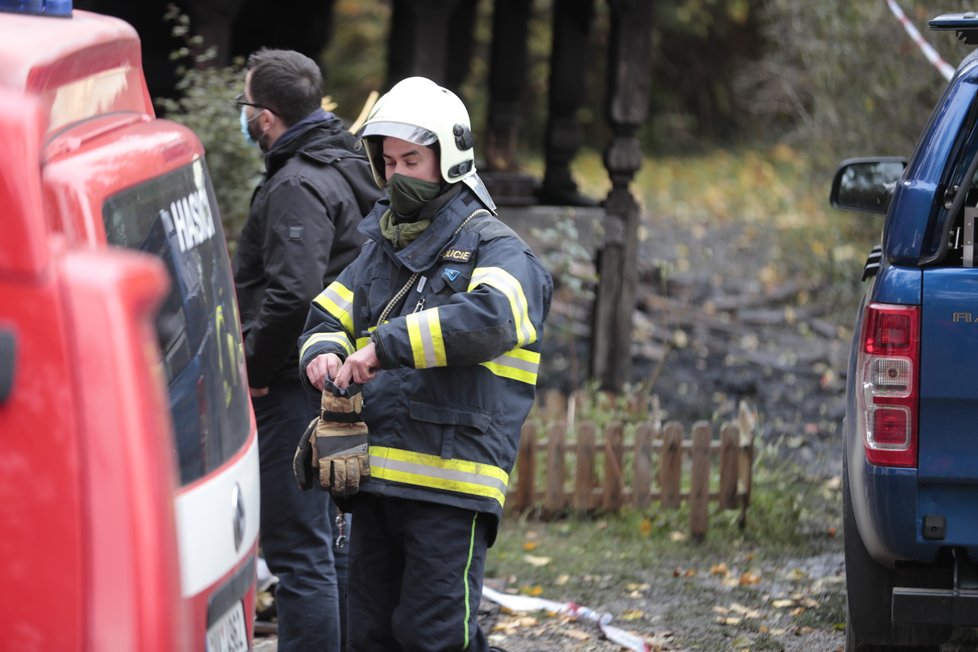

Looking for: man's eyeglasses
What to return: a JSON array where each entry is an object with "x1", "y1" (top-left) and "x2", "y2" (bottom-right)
[{"x1": 235, "y1": 93, "x2": 273, "y2": 113}]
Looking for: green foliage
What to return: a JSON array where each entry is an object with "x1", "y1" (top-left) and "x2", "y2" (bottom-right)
[
  {"x1": 155, "y1": 7, "x2": 262, "y2": 246},
  {"x1": 528, "y1": 218, "x2": 597, "y2": 295},
  {"x1": 575, "y1": 143, "x2": 882, "y2": 324},
  {"x1": 490, "y1": 440, "x2": 841, "y2": 604},
  {"x1": 644, "y1": 0, "x2": 766, "y2": 151},
  {"x1": 319, "y1": 0, "x2": 391, "y2": 127},
  {"x1": 742, "y1": 0, "x2": 975, "y2": 164}
]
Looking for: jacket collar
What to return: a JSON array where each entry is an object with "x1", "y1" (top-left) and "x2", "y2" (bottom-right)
[
  {"x1": 264, "y1": 109, "x2": 354, "y2": 175},
  {"x1": 361, "y1": 184, "x2": 484, "y2": 273}
]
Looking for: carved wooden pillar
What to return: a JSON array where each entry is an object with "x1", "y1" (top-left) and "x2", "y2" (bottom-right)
[
  {"x1": 481, "y1": 0, "x2": 538, "y2": 205},
  {"x1": 387, "y1": 0, "x2": 476, "y2": 90},
  {"x1": 539, "y1": 0, "x2": 596, "y2": 206},
  {"x1": 590, "y1": 0, "x2": 652, "y2": 391},
  {"x1": 485, "y1": 0, "x2": 532, "y2": 174}
]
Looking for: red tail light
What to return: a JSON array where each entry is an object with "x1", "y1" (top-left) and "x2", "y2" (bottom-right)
[{"x1": 858, "y1": 303, "x2": 920, "y2": 467}]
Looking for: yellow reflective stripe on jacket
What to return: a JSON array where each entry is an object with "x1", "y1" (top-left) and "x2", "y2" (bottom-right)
[
  {"x1": 369, "y1": 446, "x2": 509, "y2": 507},
  {"x1": 480, "y1": 346, "x2": 540, "y2": 384},
  {"x1": 356, "y1": 325, "x2": 378, "y2": 351},
  {"x1": 406, "y1": 307, "x2": 447, "y2": 368},
  {"x1": 312, "y1": 282, "x2": 355, "y2": 336},
  {"x1": 468, "y1": 266, "x2": 536, "y2": 346},
  {"x1": 300, "y1": 332, "x2": 354, "y2": 358}
]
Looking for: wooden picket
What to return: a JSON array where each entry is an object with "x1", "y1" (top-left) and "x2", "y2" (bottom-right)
[{"x1": 506, "y1": 392, "x2": 757, "y2": 537}]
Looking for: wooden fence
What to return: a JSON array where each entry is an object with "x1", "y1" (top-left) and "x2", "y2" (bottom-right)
[{"x1": 506, "y1": 392, "x2": 757, "y2": 538}]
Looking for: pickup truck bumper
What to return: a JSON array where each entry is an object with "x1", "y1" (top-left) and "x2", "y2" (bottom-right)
[
  {"x1": 893, "y1": 587, "x2": 978, "y2": 626},
  {"x1": 855, "y1": 463, "x2": 978, "y2": 562}
]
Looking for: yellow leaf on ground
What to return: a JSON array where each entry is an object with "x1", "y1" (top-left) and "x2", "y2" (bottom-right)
[
  {"x1": 738, "y1": 571, "x2": 761, "y2": 585},
  {"x1": 729, "y1": 603, "x2": 761, "y2": 618},
  {"x1": 563, "y1": 628, "x2": 591, "y2": 641},
  {"x1": 523, "y1": 554, "x2": 551, "y2": 567}
]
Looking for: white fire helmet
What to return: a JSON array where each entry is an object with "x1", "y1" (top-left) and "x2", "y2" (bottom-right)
[{"x1": 358, "y1": 76, "x2": 477, "y2": 188}]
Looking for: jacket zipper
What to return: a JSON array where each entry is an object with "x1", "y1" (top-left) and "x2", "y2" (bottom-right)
[{"x1": 374, "y1": 208, "x2": 488, "y2": 327}]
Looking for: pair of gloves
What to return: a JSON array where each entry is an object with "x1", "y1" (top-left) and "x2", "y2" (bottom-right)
[{"x1": 293, "y1": 380, "x2": 370, "y2": 499}]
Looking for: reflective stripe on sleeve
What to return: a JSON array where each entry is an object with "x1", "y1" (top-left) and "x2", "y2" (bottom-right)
[
  {"x1": 312, "y1": 282, "x2": 355, "y2": 336},
  {"x1": 468, "y1": 267, "x2": 536, "y2": 346},
  {"x1": 369, "y1": 446, "x2": 509, "y2": 508},
  {"x1": 479, "y1": 346, "x2": 540, "y2": 384},
  {"x1": 406, "y1": 307, "x2": 447, "y2": 368},
  {"x1": 299, "y1": 332, "x2": 354, "y2": 359}
]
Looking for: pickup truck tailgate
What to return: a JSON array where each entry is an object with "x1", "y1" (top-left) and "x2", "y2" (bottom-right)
[{"x1": 919, "y1": 268, "x2": 978, "y2": 482}]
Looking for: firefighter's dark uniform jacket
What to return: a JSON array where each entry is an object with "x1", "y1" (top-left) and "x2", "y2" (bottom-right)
[
  {"x1": 299, "y1": 183, "x2": 553, "y2": 530},
  {"x1": 234, "y1": 109, "x2": 381, "y2": 388}
]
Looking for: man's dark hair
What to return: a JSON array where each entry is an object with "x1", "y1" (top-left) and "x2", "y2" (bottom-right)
[{"x1": 246, "y1": 48, "x2": 323, "y2": 127}]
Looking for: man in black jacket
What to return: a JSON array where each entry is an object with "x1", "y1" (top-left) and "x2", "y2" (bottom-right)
[{"x1": 233, "y1": 48, "x2": 381, "y2": 651}]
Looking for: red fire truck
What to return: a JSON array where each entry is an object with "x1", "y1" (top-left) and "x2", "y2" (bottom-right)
[{"x1": 0, "y1": 3, "x2": 259, "y2": 651}]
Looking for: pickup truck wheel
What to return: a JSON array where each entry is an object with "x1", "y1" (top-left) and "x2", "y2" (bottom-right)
[
  {"x1": 843, "y1": 468, "x2": 897, "y2": 650},
  {"x1": 843, "y1": 465, "x2": 948, "y2": 650}
]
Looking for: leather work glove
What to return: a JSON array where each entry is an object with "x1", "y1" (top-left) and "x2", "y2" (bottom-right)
[
  {"x1": 292, "y1": 416, "x2": 319, "y2": 491},
  {"x1": 312, "y1": 380, "x2": 370, "y2": 498}
]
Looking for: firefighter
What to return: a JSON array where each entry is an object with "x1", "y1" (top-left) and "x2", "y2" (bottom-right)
[{"x1": 298, "y1": 76, "x2": 552, "y2": 651}]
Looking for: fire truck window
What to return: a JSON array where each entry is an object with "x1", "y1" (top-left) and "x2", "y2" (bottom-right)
[{"x1": 103, "y1": 163, "x2": 250, "y2": 485}]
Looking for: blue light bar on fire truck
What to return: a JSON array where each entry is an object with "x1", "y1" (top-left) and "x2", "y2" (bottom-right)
[{"x1": 0, "y1": 0, "x2": 71, "y2": 17}]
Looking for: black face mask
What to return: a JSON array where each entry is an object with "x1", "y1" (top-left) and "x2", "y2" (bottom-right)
[{"x1": 387, "y1": 173, "x2": 443, "y2": 219}]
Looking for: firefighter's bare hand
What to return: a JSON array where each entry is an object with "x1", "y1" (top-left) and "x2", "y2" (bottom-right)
[
  {"x1": 306, "y1": 353, "x2": 343, "y2": 391},
  {"x1": 334, "y1": 342, "x2": 380, "y2": 389}
]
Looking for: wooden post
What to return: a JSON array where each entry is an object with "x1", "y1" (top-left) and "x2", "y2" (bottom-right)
[
  {"x1": 718, "y1": 423, "x2": 739, "y2": 510},
  {"x1": 589, "y1": 0, "x2": 653, "y2": 391},
  {"x1": 485, "y1": 0, "x2": 531, "y2": 173},
  {"x1": 515, "y1": 422, "x2": 537, "y2": 513},
  {"x1": 689, "y1": 421, "x2": 711, "y2": 539},
  {"x1": 603, "y1": 421, "x2": 625, "y2": 511},
  {"x1": 539, "y1": 388, "x2": 565, "y2": 422},
  {"x1": 660, "y1": 421, "x2": 682, "y2": 509},
  {"x1": 574, "y1": 421, "x2": 597, "y2": 511},
  {"x1": 544, "y1": 422, "x2": 567, "y2": 514},
  {"x1": 737, "y1": 401, "x2": 755, "y2": 527},
  {"x1": 386, "y1": 0, "x2": 464, "y2": 86},
  {"x1": 633, "y1": 422, "x2": 654, "y2": 508}
]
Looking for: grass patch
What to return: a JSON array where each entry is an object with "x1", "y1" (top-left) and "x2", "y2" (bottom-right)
[
  {"x1": 488, "y1": 438, "x2": 842, "y2": 596},
  {"x1": 560, "y1": 145, "x2": 883, "y2": 325}
]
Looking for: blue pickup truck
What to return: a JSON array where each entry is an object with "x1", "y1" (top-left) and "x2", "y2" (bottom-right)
[{"x1": 830, "y1": 13, "x2": 978, "y2": 651}]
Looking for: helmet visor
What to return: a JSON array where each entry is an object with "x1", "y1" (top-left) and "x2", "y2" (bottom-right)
[{"x1": 358, "y1": 121, "x2": 437, "y2": 147}]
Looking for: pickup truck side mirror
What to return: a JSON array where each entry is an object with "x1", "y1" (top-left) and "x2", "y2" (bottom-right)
[
  {"x1": 0, "y1": 328, "x2": 15, "y2": 405},
  {"x1": 830, "y1": 157, "x2": 908, "y2": 214}
]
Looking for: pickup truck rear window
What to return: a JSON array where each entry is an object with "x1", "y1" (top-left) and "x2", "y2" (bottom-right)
[{"x1": 103, "y1": 160, "x2": 251, "y2": 485}]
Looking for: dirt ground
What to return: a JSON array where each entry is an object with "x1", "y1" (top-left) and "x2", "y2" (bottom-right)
[{"x1": 475, "y1": 204, "x2": 851, "y2": 651}]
